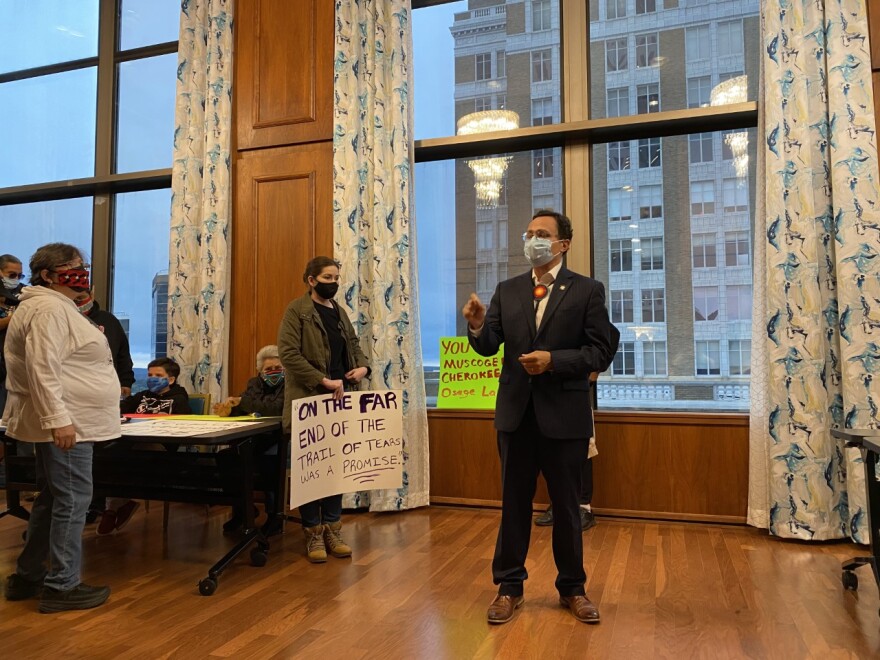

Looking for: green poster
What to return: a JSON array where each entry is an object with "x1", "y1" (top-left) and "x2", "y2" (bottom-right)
[{"x1": 436, "y1": 337, "x2": 503, "y2": 409}]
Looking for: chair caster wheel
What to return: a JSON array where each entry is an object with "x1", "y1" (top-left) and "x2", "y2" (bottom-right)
[
  {"x1": 250, "y1": 548, "x2": 268, "y2": 567},
  {"x1": 199, "y1": 577, "x2": 218, "y2": 596},
  {"x1": 842, "y1": 570, "x2": 858, "y2": 591}
]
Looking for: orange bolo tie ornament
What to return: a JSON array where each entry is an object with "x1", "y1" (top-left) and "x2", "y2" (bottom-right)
[{"x1": 533, "y1": 283, "x2": 549, "y2": 302}]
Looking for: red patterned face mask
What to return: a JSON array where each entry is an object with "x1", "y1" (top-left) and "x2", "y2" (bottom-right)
[{"x1": 53, "y1": 268, "x2": 91, "y2": 293}]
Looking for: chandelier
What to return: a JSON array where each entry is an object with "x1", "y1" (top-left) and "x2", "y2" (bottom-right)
[
  {"x1": 711, "y1": 75, "x2": 749, "y2": 179},
  {"x1": 457, "y1": 110, "x2": 520, "y2": 208}
]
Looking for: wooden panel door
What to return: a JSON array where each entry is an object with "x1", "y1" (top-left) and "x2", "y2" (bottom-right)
[
  {"x1": 235, "y1": 0, "x2": 334, "y2": 150},
  {"x1": 229, "y1": 141, "x2": 333, "y2": 391}
]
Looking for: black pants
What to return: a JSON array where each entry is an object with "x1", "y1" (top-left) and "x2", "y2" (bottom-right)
[
  {"x1": 580, "y1": 456, "x2": 593, "y2": 505},
  {"x1": 493, "y1": 400, "x2": 588, "y2": 598}
]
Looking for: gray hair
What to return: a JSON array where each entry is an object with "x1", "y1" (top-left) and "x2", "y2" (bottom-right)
[
  {"x1": 29, "y1": 243, "x2": 85, "y2": 287},
  {"x1": 256, "y1": 344, "x2": 280, "y2": 371}
]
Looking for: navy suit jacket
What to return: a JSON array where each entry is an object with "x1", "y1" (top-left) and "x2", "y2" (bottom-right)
[{"x1": 469, "y1": 267, "x2": 619, "y2": 439}]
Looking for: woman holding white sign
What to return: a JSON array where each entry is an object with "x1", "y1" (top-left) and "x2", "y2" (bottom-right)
[{"x1": 278, "y1": 256, "x2": 370, "y2": 563}]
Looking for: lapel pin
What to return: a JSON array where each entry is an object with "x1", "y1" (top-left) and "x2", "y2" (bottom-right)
[{"x1": 560, "y1": 285, "x2": 566, "y2": 290}]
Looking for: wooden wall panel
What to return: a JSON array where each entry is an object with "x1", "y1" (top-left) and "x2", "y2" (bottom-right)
[
  {"x1": 235, "y1": 0, "x2": 334, "y2": 150},
  {"x1": 229, "y1": 142, "x2": 333, "y2": 391},
  {"x1": 428, "y1": 410, "x2": 749, "y2": 522},
  {"x1": 870, "y1": 1, "x2": 880, "y2": 71}
]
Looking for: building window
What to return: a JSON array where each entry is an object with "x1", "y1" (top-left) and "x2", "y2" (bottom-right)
[
  {"x1": 686, "y1": 25, "x2": 710, "y2": 62},
  {"x1": 639, "y1": 237, "x2": 664, "y2": 271},
  {"x1": 689, "y1": 132, "x2": 713, "y2": 164},
  {"x1": 532, "y1": 0, "x2": 551, "y2": 32},
  {"x1": 635, "y1": 33, "x2": 659, "y2": 68},
  {"x1": 692, "y1": 233, "x2": 717, "y2": 268},
  {"x1": 609, "y1": 187, "x2": 633, "y2": 222},
  {"x1": 613, "y1": 341, "x2": 636, "y2": 375},
  {"x1": 726, "y1": 285, "x2": 752, "y2": 321},
  {"x1": 497, "y1": 94, "x2": 507, "y2": 110},
  {"x1": 533, "y1": 194, "x2": 554, "y2": 214},
  {"x1": 532, "y1": 97, "x2": 553, "y2": 126},
  {"x1": 606, "y1": 87, "x2": 629, "y2": 118},
  {"x1": 722, "y1": 178, "x2": 749, "y2": 212},
  {"x1": 477, "y1": 222, "x2": 494, "y2": 251},
  {"x1": 606, "y1": 37, "x2": 628, "y2": 72},
  {"x1": 477, "y1": 263, "x2": 492, "y2": 292},
  {"x1": 636, "y1": 0, "x2": 657, "y2": 14},
  {"x1": 531, "y1": 49, "x2": 552, "y2": 82},
  {"x1": 610, "y1": 239, "x2": 633, "y2": 272},
  {"x1": 610, "y1": 290, "x2": 634, "y2": 323},
  {"x1": 641, "y1": 288, "x2": 665, "y2": 323},
  {"x1": 694, "y1": 286, "x2": 719, "y2": 321},
  {"x1": 638, "y1": 185, "x2": 662, "y2": 220},
  {"x1": 637, "y1": 83, "x2": 660, "y2": 114},
  {"x1": 638, "y1": 138, "x2": 661, "y2": 168},
  {"x1": 643, "y1": 341, "x2": 667, "y2": 376},
  {"x1": 607, "y1": 0, "x2": 627, "y2": 20},
  {"x1": 725, "y1": 230, "x2": 750, "y2": 266},
  {"x1": 496, "y1": 50, "x2": 506, "y2": 78},
  {"x1": 690, "y1": 181, "x2": 715, "y2": 215},
  {"x1": 533, "y1": 148, "x2": 555, "y2": 178},
  {"x1": 475, "y1": 52, "x2": 492, "y2": 81},
  {"x1": 718, "y1": 20, "x2": 744, "y2": 58},
  {"x1": 608, "y1": 141, "x2": 631, "y2": 171},
  {"x1": 687, "y1": 76, "x2": 711, "y2": 109},
  {"x1": 474, "y1": 96, "x2": 492, "y2": 112},
  {"x1": 729, "y1": 340, "x2": 751, "y2": 376},
  {"x1": 695, "y1": 340, "x2": 721, "y2": 375}
]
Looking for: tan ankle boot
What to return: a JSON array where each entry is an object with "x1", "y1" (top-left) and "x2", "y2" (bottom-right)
[
  {"x1": 323, "y1": 521, "x2": 352, "y2": 558},
  {"x1": 304, "y1": 525, "x2": 327, "y2": 563}
]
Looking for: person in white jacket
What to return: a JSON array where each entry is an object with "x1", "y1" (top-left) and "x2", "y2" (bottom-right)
[{"x1": 2, "y1": 243, "x2": 119, "y2": 614}]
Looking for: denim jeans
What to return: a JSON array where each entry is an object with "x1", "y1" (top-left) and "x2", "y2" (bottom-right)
[
  {"x1": 299, "y1": 494, "x2": 342, "y2": 528},
  {"x1": 16, "y1": 441, "x2": 94, "y2": 591}
]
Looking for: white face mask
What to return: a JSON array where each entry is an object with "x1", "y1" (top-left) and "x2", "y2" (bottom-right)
[
  {"x1": 1, "y1": 276, "x2": 19, "y2": 290},
  {"x1": 523, "y1": 237, "x2": 561, "y2": 267}
]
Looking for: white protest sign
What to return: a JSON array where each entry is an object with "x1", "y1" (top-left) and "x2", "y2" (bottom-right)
[{"x1": 289, "y1": 389, "x2": 403, "y2": 510}]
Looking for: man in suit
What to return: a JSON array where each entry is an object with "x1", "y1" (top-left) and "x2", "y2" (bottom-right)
[{"x1": 462, "y1": 210, "x2": 617, "y2": 625}]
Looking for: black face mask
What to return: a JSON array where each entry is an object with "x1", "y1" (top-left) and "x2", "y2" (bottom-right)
[{"x1": 313, "y1": 281, "x2": 339, "y2": 300}]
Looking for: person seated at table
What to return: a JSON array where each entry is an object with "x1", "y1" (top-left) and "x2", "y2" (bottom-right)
[
  {"x1": 99, "y1": 358, "x2": 191, "y2": 535},
  {"x1": 214, "y1": 345, "x2": 285, "y2": 536}
]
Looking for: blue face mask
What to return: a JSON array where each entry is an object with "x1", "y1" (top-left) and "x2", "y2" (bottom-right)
[
  {"x1": 261, "y1": 369, "x2": 284, "y2": 388},
  {"x1": 146, "y1": 377, "x2": 170, "y2": 393},
  {"x1": 523, "y1": 236, "x2": 560, "y2": 267}
]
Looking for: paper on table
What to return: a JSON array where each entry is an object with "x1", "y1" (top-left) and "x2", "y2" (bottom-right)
[{"x1": 119, "y1": 419, "x2": 268, "y2": 437}]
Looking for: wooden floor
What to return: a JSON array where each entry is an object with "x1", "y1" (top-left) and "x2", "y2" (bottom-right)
[{"x1": 0, "y1": 503, "x2": 878, "y2": 659}]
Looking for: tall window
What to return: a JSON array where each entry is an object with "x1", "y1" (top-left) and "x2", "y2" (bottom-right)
[
  {"x1": 0, "y1": 0, "x2": 179, "y2": 373},
  {"x1": 531, "y1": 49, "x2": 552, "y2": 82},
  {"x1": 607, "y1": 0, "x2": 627, "y2": 20},
  {"x1": 722, "y1": 178, "x2": 749, "y2": 212},
  {"x1": 694, "y1": 286, "x2": 720, "y2": 321},
  {"x1": 718, "y1": 20, "x2": 744, "y2": 57},
  {"x1": 641, "y1": 289, "x2": 665, "y2": 322},
  {"x1": 686, "y1": 25, "x2": 710, "y2": 62},
  {"x1": 638, "y1": 138, "x2": 661, "y2": 168},
  {"x1": 533, "y1": 148, "x2": 555, "y2": 178},
  {"x1": 610, "y1": 239, "x2": 634, "y2": 272},
  {"x1": 636, "y1": 0, "x2": 657, "y2": 14},
  {"x1": 635, "y1": 33, "x2": 659, "y2": 68},
  {"x1": 532, "y1": 97, "x2": 553, "y2": 126},
  {"x1": 475, "y1": 52, "x2": 492, "y2": 80},
  {"x1": 725, "y1": 231, "x2": 750, "y2": 266},
  {"x1": 640, "y1": 237, "x2": 664, "y2": 271},
  {"x1": 532, "y1": 0, "x2": 551, "y2": 32},
  {"x1": 610, "y1": 290, "x2": 634, "y2": 323},
  {"x1": 613, "y1": 342, "x2": 636, "y2": 375},
  {"x1": 638, "y1": 185, "x2": 663, "y2": 220},
  {"x1": 496, "y1": 49, "x2": 506, "y2": 78},
  {"x1": 606, "y1": 38, "x2": 628, "y2": 72},
  {"x1": 474, "y1": 95, "x2": 492, "y2": 112},
  {"x1": 689, "y1": 132, "x2": 713, "y2": 164},
  {"x1": 687, "y1": 76, "x2": 711, "y2": 109},
  {"x1": 609, "y1": 188, "x2": 633, "y2": 222},
  {"x1": 637, "y1": 83, "x2": 660, "y2": 113},
  {"x1": 609, "y1": 141, "x2": 631, "y2": 171},
  {"x1": 643, "y1": 341, "x2": 667, "y2": 376},
  {"x1": 692, "y1": 233, "x2": 717, "y2": 268},
  {"x1": 690, "y1": 181, "x2": 715, "y2": 215},
  {"x1": 477, "y1": 222, "x2": 494, "y2": 251},
  {"x1": 695, "y1": 341, "x2": 721, "y2": 376},
  {"x1": 726, "y1": 285, "x2": 752, "y2": 321},
  {"x1": 729, "y1": 340, "x2": 751, "y2": 376},
  {"x1": 607, "y1": 87, "x2": 630, "y2": 117}
]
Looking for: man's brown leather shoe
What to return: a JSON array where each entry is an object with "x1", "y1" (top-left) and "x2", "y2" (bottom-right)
[
  {"x1": 487, "y1": 594, "x2": 524, "y2": 624},
  {"x1": 560, "y1": 595, "x2": 600, "y2": 623}
]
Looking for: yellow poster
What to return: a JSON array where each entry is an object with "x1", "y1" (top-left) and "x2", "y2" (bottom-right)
[{"x1": 436, "y1": 337, "x2": 503, "y2": 409}]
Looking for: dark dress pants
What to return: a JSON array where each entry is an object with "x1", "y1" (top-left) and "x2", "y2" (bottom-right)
[{"x1": 493, "y1": 399, "x2": 588, "y2": 598}]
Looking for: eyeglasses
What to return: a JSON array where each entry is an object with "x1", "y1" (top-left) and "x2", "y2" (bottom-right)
[
  {"x1": 2, "y1": 272, "x2": 25, "y2": 280},
  {"x1": 522, "y1": 231, "x2": 556, "y2": 241}
]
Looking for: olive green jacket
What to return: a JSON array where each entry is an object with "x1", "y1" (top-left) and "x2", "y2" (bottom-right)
[{"x1": 277, "y1": 292, "x2": 370, "y2": 429}]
